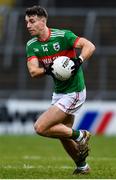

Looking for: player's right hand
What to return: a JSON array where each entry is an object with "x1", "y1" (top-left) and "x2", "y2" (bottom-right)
[{"x1": 44, "y1": 63, "x2": 54, "y2": 76}]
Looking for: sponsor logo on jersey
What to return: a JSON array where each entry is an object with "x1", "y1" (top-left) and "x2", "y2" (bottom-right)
[
  {"x1": 39, "y1": 49, "x2": 75, "y2": 65},
  {"x1": 53, "y1": 42, "x2": 60, "y2": 51},
  {"x1": 33, "y1": 48, "x2": 39, "y2": 52},
  {"x1": 42, "y1": 56, "x2": 59, "y2": 65}
]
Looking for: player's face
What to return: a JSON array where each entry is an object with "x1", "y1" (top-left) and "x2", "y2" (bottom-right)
[{"x1": 25, "y1": 15, "x2": 45, "y2": 36}]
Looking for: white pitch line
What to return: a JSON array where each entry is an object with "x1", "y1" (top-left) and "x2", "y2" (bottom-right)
[
  {"x1": 23, "y1": 155, "x2": 116, "y2": 161},
  {"x1": 23, "y1": 155, "x2": 69, "y2": 161},
  {"x1": 2, "y1": 157, "x2": 116, "y2": 170},
  {"x1": 2, "y1": 164, "x2": 73, "y2": 170}
]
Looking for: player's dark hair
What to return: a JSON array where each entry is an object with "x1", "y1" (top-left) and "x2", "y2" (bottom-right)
[{"x1": 25, "y1": 5, "x2": 48, "y2": 19}]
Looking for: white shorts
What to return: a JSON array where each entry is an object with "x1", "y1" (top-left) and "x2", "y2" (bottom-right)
[{"x1": 51, "y1": 88, "x2": 86, "y2": 115}]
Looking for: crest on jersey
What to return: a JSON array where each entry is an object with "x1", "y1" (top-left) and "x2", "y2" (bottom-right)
[{"x1": 53, "y1": 42, "x2": 60, "y2": 51}]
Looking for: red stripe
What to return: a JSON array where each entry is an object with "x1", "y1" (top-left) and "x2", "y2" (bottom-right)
[
  {"x1": 96, "y1": 112, "x2": 113, "y2": 135},
  {"x1": 39, "y1": 49, "x2": 76, "y2": 61},
  {"x1": 73, "y1": 37, "x2": 80, "y2": 48},
  {"x1": 27, "y1": 49, "x2": 76, "y2": 61},
  {"x1": 27, "y1": 56, "x2": 38, "y2": 61},
  {"x1": 66, "y1": 93, "x2": 79, "y2": 113},
  {"x1": 27, "y1": 49, "x2": 76, "y2": 62}
]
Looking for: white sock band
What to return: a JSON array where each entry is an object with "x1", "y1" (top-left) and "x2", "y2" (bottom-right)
[
  {"x1": 78, "y1": 163, "x2": 88, "y2": 170},
  {"x1": 76, "y1": 130, "x2": 83, "y2": 141}
]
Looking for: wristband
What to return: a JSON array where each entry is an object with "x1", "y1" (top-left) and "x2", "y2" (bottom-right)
[{"x1": 79, "y1": 55, "x2": 84, "y2": 63}]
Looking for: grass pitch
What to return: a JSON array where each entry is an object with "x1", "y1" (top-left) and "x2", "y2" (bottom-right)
[{"x1": 0, "y1": 134, "x2": 116, "y2": 179}]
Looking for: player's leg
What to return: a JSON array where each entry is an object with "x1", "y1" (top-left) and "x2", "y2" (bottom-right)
[
  {"x1": 35, "y1": 110, "x2": 90, "y2": 174},
  {"x1": 60, "y1": 114, "x2": 80, "y2": 161},
  {"x1": 34, "y1": 105, "x2": 77, "y2": 138},
  {"x1": 35, "y1": 108, "x2": 90, "y2": 173},
  {"x1": 34, "y1": 89, "x2": 91, "y2": 174},
  {"x1": 60, "y1": 138, "x2": 90, "y2": 174},
  {"x1": 60, "y1": 114, "x2": 90, "y2": 174},
  {"x1": 60, "y1": 114, "x2": 82, "y2": 160},
  {"x1": 34, "y1": 104, "x2": 90, "y2": 141},
  {"x1": 52, "y1": 89, "x2": 91, "y2": 174},
  {"x1": 43, "y1": 89, "x2": 91, "y2": 143}
]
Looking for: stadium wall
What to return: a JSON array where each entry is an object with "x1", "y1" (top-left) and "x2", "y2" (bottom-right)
[{"x1": 0, "y1": 100, "x2": 116, "y2": 135}]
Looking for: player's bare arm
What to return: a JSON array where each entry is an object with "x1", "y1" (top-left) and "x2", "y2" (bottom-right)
[
  {"x1": 27, "y1": 57, "x2": 45, "y2": 77},
  {"x1": 75, "y1": 37, "x2": 96, "y2": 61}
]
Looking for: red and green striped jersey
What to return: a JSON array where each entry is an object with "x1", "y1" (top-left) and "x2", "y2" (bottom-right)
[{"x1": 26, "y1": 28, "x2": 85, "y2": 93}]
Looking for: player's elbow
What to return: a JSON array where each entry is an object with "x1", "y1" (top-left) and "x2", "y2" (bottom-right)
[
  {"x1": 29, "y1": 67, "x2": 44, "y2": 77},
  {"x1": 30, "y1": 71, "x2": 36, "y2": 77},
  {"x1": 29, "y1": 69, "x2": 37, "y2": 78},
  {"x1": 28, "y1": 65, "x2": 38, "y2": 77}
]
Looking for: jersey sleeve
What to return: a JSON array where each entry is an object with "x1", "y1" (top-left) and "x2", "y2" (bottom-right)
[
  {"x1": 26, "y1": 44, "x2": 36, "y2": 60},
  {"x1": 65, "y1": 30, "x2": 80, "y2": 48}
]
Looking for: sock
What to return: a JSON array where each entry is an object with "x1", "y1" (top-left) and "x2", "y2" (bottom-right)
[
  {"x1": 71, "y1": 129, "x2": 80, "y2": 139},
  {"x1": 72, "y1": 129, "x2": 83, "y2": 141},
  {"x1": 76, "y1": 161, "x2": 86, "y2": 168}
]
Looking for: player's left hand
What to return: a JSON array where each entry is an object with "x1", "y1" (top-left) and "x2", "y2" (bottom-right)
[{"x1": 71, "y1": 57, "x2": 83, "y2": 75}]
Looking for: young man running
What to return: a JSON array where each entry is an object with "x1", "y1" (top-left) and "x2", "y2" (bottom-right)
[{"x1": 25, "y1": 5, "x2": 95, "y2": 174}]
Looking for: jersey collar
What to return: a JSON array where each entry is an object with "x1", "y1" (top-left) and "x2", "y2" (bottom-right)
[{"x1": 38, "y1": 28, "x2": 51, "y2": 42}]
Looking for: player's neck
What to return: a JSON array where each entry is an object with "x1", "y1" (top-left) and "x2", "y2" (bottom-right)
[{"x1": 38, "y1": 27, "x2": 50, "y2": 42}]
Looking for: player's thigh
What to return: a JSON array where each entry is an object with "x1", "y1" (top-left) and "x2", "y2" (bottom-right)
[{"x1": 35, "y1": 105, "x2": 69, "y2": 130}]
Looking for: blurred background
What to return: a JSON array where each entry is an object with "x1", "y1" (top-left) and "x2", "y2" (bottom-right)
[{"x1": 0, "y1": 0, "x2": 116, "y2": 135}]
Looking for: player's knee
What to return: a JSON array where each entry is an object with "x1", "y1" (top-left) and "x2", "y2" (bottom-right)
[{"x1": 34, "y1": 122, "x2": 46, "y2": 136}]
